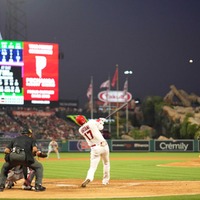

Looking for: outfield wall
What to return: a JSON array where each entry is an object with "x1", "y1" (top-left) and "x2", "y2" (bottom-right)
[
  {"x1": 67, "y1": 139, "x2": 198, "y2": 152},
  {"x1": 0, "y1": 139, "x2": 200, "y2": 152}
]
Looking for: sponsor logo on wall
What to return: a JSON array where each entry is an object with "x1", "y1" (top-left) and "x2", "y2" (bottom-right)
[
  {"x1": 155, "y1": 140, "x2": 193, "y2": 152},
  {"x1": 112, "y1": 140, "x2": 150, "y2": 151}
]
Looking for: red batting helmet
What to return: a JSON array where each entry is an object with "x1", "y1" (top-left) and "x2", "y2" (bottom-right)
[{"x1": 76, "y1": 115, "x2": 87, "y2": 126}]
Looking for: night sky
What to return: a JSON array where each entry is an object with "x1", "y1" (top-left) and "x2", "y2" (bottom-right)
[{"x1": 0, "y1": 0, "x2": 200, "y2": 107}]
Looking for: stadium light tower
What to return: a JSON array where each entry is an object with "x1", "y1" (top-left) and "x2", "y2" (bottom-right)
[
  {"x1": 124, "y1": 70, "x2": 133, "y2": 133},
  {"x1": 5, "y1": 0, "x2": 27, "y2": 41}
]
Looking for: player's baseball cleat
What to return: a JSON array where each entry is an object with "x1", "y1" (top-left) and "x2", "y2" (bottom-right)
[
  {"x1": 0, "y1": 184, "x2": 5, "y2": 192},
  {"x1": 81, "y1": 179, "x2": 90, "y2": 187},
  {"x1": 35, "y1": 184, "x2": 46, "y2": 192},
  {"x1": 22, "y1": 184, "x2": 35, "y2": 190},
  {"x1": 102, "y1": 182, "x2": 109, "y2": 185}
]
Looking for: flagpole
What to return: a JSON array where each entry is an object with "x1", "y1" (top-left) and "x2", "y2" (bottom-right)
[
  {"x1": 108, "y1": 76, "x2": 111, "y2": 133},
  {"x1": 91, "y1": 76, "x2": 93, "y2": 119},
  {"x1": 116, "y1": 64, "x2": 119, "y2": 138},
  {"x1": 100, "y1": 78, "x2": 111, "y2": 132},
  {"x1": 111, "y1": 65, "x2": 119, "y2": 138}
]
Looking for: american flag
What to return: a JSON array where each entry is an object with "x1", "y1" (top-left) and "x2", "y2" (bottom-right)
[
  {"x1": 100, "y1": 80, "x2": 110, "y2": 88},
  {"x1": 123, "y1": 79, "x2": 128, "y2": 93},
  {"x1": 87, "y1": 83, "x2": 92, "y2": 99}
]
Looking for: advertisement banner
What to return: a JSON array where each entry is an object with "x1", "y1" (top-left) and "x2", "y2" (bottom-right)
[
  {"x1": 68, "y1": 140, "x2": 90, "y2": 152},
  {"x1": 23, "y1": 42, "x2": 59, "y2": 103},
  {"x1": 12, "y1": 111, "x2": 55, "y2": 117},
  {"x1": 0, "y1": 40, "x2": 59, "y2": 105},
  {"x1": 155, "y1": 140, "x2": 194, "y2": 152},
  {"x1": 199, "y1": 140, "x2": 200, "y2": 151},
  {"x1": 98, "y1": 90, "x2": 132, "y2": 103},
  {"x1": 112, "y1": 140, "x2": 150, "y2": 151}
]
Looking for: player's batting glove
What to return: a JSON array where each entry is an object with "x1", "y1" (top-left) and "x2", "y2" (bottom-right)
[{"x1": 100, "y1": 118, "x2": 106, "y2": 123}]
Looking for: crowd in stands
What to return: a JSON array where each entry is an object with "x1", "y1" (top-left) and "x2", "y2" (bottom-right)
[
  {"x1": 0, "y1": 106, "x2": 83, "y2": 140},
  {"x1": 0, "y1": 111, "x2": 20, "y2": 137}
]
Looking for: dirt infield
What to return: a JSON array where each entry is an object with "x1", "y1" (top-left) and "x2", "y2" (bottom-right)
[
  {"x1": 1, "y1": 159, "x2": 200, "y2": 199},
  {"x1": 1, "y1": 178, "x2": 200, "y2": 198}
]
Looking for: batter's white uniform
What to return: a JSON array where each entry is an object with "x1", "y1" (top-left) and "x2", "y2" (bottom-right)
[{"x1": 78, "y1": 118, "x2": 110, "y2": 185}]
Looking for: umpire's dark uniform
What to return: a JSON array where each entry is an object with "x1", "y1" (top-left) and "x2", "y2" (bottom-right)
[{"x1": 0, "y1": 128, "x2": 45, "y2": 192}]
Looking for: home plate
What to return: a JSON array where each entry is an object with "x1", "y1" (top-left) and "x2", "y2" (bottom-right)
[{"x1": 56, "y1": 184, "x2": 77, "y2": 187}]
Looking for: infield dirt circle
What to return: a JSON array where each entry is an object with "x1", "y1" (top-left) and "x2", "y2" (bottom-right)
[{"x1": 1, "y1": 159, "x2": 200, "y2": 198}]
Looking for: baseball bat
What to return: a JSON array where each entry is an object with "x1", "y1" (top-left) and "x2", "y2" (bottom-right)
[{"x1": 105, "y1": 102, "x2": 128, "y2": 119}]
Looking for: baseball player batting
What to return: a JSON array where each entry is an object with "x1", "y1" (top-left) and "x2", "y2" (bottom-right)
[{"x1": 76, "y1": 115, "x2": 110, "y2": 187}]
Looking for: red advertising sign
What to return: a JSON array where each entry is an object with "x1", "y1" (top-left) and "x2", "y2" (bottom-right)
[
  {"x1": 98, "y1": 90, "x2": 132, "y2": 103},
  {"x1": 23, "y1": 42, "x2": 59, "y2": 103}
]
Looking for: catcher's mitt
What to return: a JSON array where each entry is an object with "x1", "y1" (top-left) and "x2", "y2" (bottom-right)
[{"x1": 37, "y1": 152, "x2": 47, "y2": 158}]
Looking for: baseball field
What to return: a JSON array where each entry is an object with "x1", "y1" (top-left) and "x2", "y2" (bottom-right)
[{"x1": 1, "y1": 152, "x2": 200, "y2": 199}]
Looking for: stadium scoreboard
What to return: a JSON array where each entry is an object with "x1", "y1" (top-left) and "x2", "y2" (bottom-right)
[{"x1": 0, "y1": 40, "x2": 59, "y2": 105}]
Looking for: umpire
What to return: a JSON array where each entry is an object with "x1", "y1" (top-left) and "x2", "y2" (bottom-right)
[{"x1": 0, "y1": 127, "x2": 46, "y2": 192}]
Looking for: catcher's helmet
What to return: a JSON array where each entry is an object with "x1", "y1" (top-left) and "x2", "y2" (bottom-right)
[
  {"x1": 21, "y1": 127, "x2": 32, "y2": 135},
  {"x1": 76, "y1": 115, "x2": 87, "y2": 126}
]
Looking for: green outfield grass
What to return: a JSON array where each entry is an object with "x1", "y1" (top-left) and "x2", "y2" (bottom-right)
[{"x1": 1, "y1": 152, "x2": 200, "y2": 199}]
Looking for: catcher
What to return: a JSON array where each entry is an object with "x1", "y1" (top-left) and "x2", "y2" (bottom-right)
[
  {"x1": 6, "y1": 166, "x2": 35, "y2": 190},
  {"x1": 47, "y1": 138, "x2": 60, "y2": 159},
  {"x1": 6, "y1": 151, "x2": 47, "y2": 190},
  {"x1": 0, "y1": 127, "x2": 47, "y2": 192}
]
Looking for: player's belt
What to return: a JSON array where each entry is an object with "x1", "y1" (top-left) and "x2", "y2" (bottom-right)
[
  {"x1": 12, "y1": 147, "x2": 25, "y2": 153},
  {"x1": 90, "y1": 141, "x2": 107, "y2": 147}
]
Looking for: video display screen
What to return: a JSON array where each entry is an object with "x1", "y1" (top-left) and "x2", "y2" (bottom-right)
[{"x1": 0, "y1": 40, "x2": 59, "y2": 105}]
